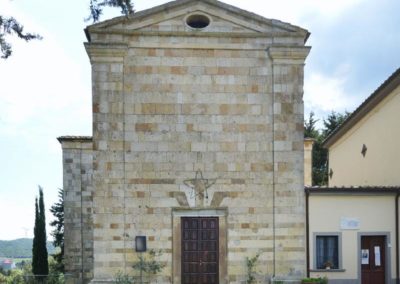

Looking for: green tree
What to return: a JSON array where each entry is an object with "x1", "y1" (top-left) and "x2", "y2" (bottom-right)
[
  {"x1": 304, "y1": 111, "x2": 351, "y2": 185},
  {"x1": 0, "y1": 16, "x2": 41, "y2": 59},
  {"x1": 87, "y1": 0, "x2": 134, "y2": 23},
  {"x1": 50, "y1": 188, "x2": 64, "y2": 273},
  {"x1": 322, "y1": 111, "x2": 350, "y2": 138},
  {"x1": 304, "y1": 112, "x2": 328, "y2": 185},
  {"x1": 304, "y1": 111, "x2": 319, "y2": 139},
  {"x1": 0, "y1": 0, "x2": 134, "y2": 59},
  {"x1": 32, "y1": 186, "x2": 49, "y2": 281}
]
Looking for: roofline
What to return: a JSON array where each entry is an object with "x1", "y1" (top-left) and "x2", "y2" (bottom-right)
[
  {"x1": 57, "y1": 136, "x2": 93, "y2": 143},
  {"x1": 305, "y1": 186, "x2": 400, "y2": 195},
  {"x1": 85, "y1": 0, "x2": 309, "y2": 43},
  {"x1": 323, "y1": 67, "x2": 400, "y2": 148}
]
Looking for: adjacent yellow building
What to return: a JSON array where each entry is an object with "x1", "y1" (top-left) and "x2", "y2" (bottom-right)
[
  {"x1": 307, "y1": 68, "x2": 400, "y2": 284},
  {"x1": 324, "y1": 68, "x2": 400, "y2": 187}
]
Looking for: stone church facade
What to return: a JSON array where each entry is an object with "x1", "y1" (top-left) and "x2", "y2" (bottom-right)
[{"x1": 58, "y1": 0, "x2": 310, "y2": 283}]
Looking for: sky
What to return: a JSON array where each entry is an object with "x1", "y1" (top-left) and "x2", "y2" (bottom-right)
[{"x1": 0, "y1": 0, "x2": 399, "y2": 241}]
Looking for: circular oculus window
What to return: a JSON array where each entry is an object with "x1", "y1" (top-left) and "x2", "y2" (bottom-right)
[{"x1": 186, "y1": 14, "x2": 210, "y2": 29}]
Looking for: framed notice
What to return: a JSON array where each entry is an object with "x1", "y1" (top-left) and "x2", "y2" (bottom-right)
[
  {"x1": 340, "y1": 217, "x2": 360, "y2": 230},
  {"x1": 375, "y1": 246, "x2": 381, "y2": 266},
  {"x1": 361, "y1": 249, "x2": 369, "y2": 264}
]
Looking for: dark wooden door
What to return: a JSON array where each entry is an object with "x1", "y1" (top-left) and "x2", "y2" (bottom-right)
[
  {"x1": 361, "y1": 236, "x2": 385, "y2": 284},
  {"x1": 182, "y1": 217, "x2": 219, "y2": 284}
]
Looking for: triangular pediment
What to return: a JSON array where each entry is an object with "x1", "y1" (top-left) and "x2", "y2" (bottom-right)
[{"x1": 87, "y1": 0, "x2": 309, "y2": 39}]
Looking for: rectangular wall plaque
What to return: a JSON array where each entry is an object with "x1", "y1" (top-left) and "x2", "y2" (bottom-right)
[{"x1": 340, "y1": 217, "x2": 360, "y2": 230}]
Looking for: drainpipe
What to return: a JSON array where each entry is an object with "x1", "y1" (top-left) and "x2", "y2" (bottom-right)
[
  {"x1": 267, "y1": 44, "x2": 277, "y2": 278},
  {"x1": 305, "y1": 188, "x2": 310, "y2": 278},
  {"x1": 396, "y1": 192, "x2": 399, "y2": 284}
]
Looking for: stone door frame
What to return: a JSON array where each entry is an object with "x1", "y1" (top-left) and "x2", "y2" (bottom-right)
[{"x1": 172, "y1": 208, "x2": 228, "y2": 284}]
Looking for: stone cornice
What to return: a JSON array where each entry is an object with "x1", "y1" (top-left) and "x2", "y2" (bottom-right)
[
  {"x1": 87, "y1": 29, "x2": 306, "y2": 39},
  {"x1": 267, "y1": 45, "x2": 311, "y2": 64},
  {"x1": 57, "y1": 136, "x2": 93, "y2": 150},
  {"x1": 84, "y1": 43, "x2": 128, "y2": 63}
]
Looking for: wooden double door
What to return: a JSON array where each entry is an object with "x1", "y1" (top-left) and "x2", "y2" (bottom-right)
[
  {"x1": 181, "y1": 217, "x2": 219, "y2": 284},
  {"x1": 361, "y1": 235, "x2": 386, "y2": 284}
]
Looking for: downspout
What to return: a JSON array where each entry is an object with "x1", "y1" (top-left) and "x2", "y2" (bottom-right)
[
  {"x1": 270, "y1": 26, "x2": 276, "y2": 279},
  {"x1": 122, "y1": 51, "x2": 127, "y2": 275},
  {"x1": 396, "y1": 192, "x2": 399, "y2": 284},
  {"x1": 305, "y1": 188, "x2": 310, "y2": 278},
  {"x1": 269, "y1": 50, "x2": 276, "y2": 278}
]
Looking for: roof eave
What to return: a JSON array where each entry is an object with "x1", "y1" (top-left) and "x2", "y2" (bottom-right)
[
  {"x1": 305, "y1": 186, "x2": 400, "y2": 195},
  {"x1": 57, "y1": 136, "x2": 93, "y2": 144},
  {"x1": 323, "y1": 68, "x2": 400, "y2": 149}
]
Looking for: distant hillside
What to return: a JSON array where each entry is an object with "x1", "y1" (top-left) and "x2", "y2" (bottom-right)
[{"x1": 0, "y1": 238, "x2": 56, "y2": 258}]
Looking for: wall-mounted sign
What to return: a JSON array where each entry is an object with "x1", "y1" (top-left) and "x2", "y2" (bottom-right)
[
  {"x1": 135, "y1": 236, "x2": 147, "y2": 252},
  {"x1": 340, "y1": 217, "x2": 360, "y2": 230}
]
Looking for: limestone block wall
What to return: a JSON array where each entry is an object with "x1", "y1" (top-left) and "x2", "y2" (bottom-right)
[
  {"x1": 70, "y1": 1, "x2": 312, "y2": 283},
  {"x1": 59, "y1": 138, "x2": 94, "y2": 284},
  {"x1": 85, "y1": 38, "x2": 309, "y2": 283}
]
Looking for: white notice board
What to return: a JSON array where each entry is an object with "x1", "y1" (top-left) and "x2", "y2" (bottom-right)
[{"x1": 340, "y1": 217, "x2": 360, "y2": 230}]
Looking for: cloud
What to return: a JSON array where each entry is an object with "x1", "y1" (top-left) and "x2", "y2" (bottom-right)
[
  {"x1": 223, "y1": 0, "x2": 366, "y2": 26},
  {"x1": 0, "y1": 0, "x2": 92, "y2": 239},
  {"x1": 0, "y1": 37, "x2": 91, "y2": 135},
  {"x1": 304, "y1": 66, "x2": 360, "y2": 114}
]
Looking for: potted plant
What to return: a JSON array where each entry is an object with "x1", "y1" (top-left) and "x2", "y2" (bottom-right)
[{"x1": 323, "y1": 260, "x2": 334, "y2": 270}]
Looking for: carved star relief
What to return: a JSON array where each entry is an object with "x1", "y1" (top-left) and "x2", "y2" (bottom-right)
[{"x1": 184, "y1": 170, "x2": 216, "y2": 201}]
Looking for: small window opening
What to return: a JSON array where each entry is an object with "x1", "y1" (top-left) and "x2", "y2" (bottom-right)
[
  {"x1": 186, "y1": 14, "x2": 210, "y2": 29},
  {"x1": 316, "y1": 235, "x2": 339, "y2": 269}
]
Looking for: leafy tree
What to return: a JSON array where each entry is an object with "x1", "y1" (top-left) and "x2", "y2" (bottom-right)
[
  {"x1": 304, "y1": 111, "x2": 319, "y2": 139},
  {"x1": 50, "y1": 188, "x2": 64, "y2": 273},
  {"x1": 0, "y1": 0, "x2": 134, "y2": 59},
  {"x1": 48, "y1": 256, "x2": 65, "y2": 284},
  {"x1": 304, "y1": 111, "x2": 351, "y2": 186},
  {"x1": 322, "y1": 111, "x2": 350, "y2": 138},
  {"x1": 304, "y1": 112, "x2": 328, "y2": 186},
  {"x1": 87, "y1": 0, "x2": 134, "y2": 23},
  {"x1": 32, "y1": 186, "x2": 49, "y2": 281},
  {"x1": 0, "y1": 16, "x2": 42, "y2": 59}
]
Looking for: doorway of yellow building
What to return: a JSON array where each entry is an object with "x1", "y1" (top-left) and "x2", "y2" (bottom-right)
[{"x1": 361, "y1": 235, "x2": 385, "y2": 284}]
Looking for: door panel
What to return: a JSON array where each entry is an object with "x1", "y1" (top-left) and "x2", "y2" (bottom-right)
[
  {"x1": 361, "y1": 236, "x2": 385, "y2": 284},
  {"x1": 182, "y1": 217, "x2": 219, "y2": 284}
]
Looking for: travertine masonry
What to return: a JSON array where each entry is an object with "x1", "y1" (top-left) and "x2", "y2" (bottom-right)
[
  {"x1": 58, "y1": 137, "x2": 94, "y2": 282},
  {"x1": 59, "y1": 0, "x2": 310, "y2": 283}
]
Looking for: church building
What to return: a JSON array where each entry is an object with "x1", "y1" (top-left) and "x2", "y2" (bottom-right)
[{"x1": 58, "y1": 0, "x2": 310, "y2": 283}]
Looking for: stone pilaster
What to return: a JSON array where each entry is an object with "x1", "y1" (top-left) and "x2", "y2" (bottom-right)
[
  {"x1": 85, "y1": 44, "x2": 129, "y2": 281},
  {"x1": 304, "y1": 138, "x2": 315, "y2": 187},
  {"x1": 268, "y1": 45, "x2": 311, "y2": 277}
]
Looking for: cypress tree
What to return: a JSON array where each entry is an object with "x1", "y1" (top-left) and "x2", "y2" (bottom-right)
[{"x1": 32, "y1": 186, "x2": 49, "y2": 280}]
